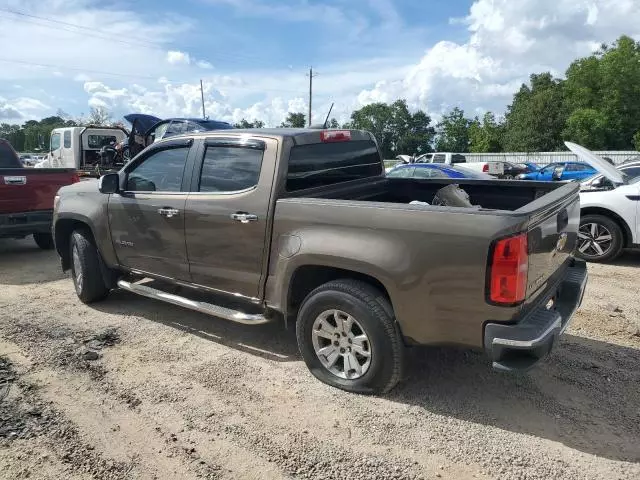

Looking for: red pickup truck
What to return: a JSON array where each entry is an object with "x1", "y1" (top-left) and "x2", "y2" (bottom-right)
[{"x1": 0, "y1": 139, "x2": 79, "y2": 249}]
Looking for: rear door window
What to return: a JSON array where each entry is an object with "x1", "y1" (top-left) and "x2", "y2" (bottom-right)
[
  {"x1": 198, "y1": 146, "x2": 264, "y2": 193},
  {"x1": 63, "y1": 130, "x2": 71, "y2": 148},
  {"x1": 451, "y1": 154, "x2": 466, "y2": 164},
  {"x1": 413, "y1": 167, "x2": 445, "y2": 178},
  {"x1": 432, "y1": 154, "x2": 446, "y2": 163},
  {"x1": 0, "y1": 141, "x2": 20, "y2": 168},
  {"x1": 286, "y1": 140, "x2": 382, "y2": 191}
]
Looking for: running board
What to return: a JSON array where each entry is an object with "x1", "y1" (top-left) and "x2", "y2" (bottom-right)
[{"x1": 116, "y1": 280, "x2": 270, "y2": 325}]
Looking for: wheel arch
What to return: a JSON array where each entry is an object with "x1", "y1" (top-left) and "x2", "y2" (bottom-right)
[
  {"x1": 286, "y1": 264, "x2": 393, "y2": 320},
  {"x1": 54, "y1": 216, "x2": 99, "y2": 271},
  {"x1": 580, "y1": 206, "x2": 633, "y2": 247}
]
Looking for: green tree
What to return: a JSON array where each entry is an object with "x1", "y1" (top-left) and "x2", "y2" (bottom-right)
[
  {"x1": 562, "y1": 108, "x2": 608, "y2": 149},
  {"x1": 235, "y1": 118, "x2": 265, "y2": 128},
  {"x1": 503, "y1": 73, "x2": 566, "y2": 151},
  {"x1": 563, "y1": 35, "x2": 640, "y2": 149},
  {"x1": 280, "y1": 112, "x2": 306, "y2": 128},
  {"x1": 468, "y1": 112, "x2": 503, "y2": 153},
  {"x1": 349, "y1": 99, "x2": 434, "y2": 158},
  {"x1": 328, "y1": 118, "x2": 340, "y2": 128},
  {"x1": 633, "y1": 131, "x2": 640, "y2": 151},
  {"x1": 435, "y1": 107, "x2": 471, "y2": 152}
]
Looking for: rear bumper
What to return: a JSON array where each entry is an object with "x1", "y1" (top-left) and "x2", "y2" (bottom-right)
[
  {"x1": 0, "y1": 210, "x2": 53, "y2": 238},
  {"x1": 483, "y1": 258, "x2": 587, "y2": 372}
]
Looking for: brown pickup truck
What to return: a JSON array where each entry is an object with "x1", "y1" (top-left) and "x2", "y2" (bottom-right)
[
  {"x1": 0, "y1": 139, "x2": 79, "y2": 249},
  {"x1": 52, "y1": 128, "x2": 587, "y2": 393}
]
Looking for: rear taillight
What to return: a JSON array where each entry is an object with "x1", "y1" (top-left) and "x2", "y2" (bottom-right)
[
  {"x1": 71, "y1": 173, "x2": 80, "y2": 184},
  {"x1": 482, "y1": 164, "x2": 489, "y2": 172},
  {"x1": 320, "y1": 130, "x2": 351, "y2": 142},
  {"x1": 489, "y1": 233, "x2": 528, "y2": 305}
]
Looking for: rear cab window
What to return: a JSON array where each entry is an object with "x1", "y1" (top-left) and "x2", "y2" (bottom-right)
[
  {"x1": 286, "y1": 138, "x2": 383, "y2": 191},
  {"x1": 0, "y1": 141, "x2": 21, "y2": 168}
]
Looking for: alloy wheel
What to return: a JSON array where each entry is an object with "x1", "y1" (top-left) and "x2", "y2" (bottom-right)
[
  {"x1": 311, "y1": 309, "x2": 372, "y2": 380},
  {"x1": 72, "y1": 245, "x2": 83, "y2": 292},
  {"x1": 578, "y1": 222, "x2": 613, "y2": 258}
]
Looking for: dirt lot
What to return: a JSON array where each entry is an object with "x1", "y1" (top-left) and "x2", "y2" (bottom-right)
[{"x1": 0, "y1": 238, "x2": 639, "y2": 480}]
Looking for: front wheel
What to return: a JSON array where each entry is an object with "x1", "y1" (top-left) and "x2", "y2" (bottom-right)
[
  {"x1": 296, "y1": 280, "x2": 404, "y2": 394},
  {"x1": 576, "y1": 214, "x2": 624, "y2": 262},
  {"x1": 70, "y1": 229, "x2": 110, "y2": 303}
]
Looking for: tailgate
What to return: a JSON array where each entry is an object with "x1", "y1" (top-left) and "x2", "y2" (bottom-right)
[
  {"x1": 520, "y1": 183, "x2": 580, "y2": 299},
  {"x1": 0, "y1": 169, "x2": 75, "y2": 215}
]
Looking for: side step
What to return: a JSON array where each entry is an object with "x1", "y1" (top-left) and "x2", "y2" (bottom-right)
[{"x1": 116, "y1": 279, "x2": 270, "y2": 325}]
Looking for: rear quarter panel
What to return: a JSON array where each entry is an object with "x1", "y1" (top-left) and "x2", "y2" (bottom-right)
[{"x1": 266, "y1": 198, "x2": 529, "y2": 348}]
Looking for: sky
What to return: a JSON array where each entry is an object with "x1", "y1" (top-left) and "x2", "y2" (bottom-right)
[{"x1": 0, "y1": 0, "x2": 639, "y2": 127}]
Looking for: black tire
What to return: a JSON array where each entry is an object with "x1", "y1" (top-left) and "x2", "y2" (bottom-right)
[
  {"x1": 576, "y1": 214, "x2": 624, "y2": 263},
  {"x1": 296, "y1": 279, "x2": 404, "y2": 395},
  {"x1": 33, "y1": 232, "x2": 54, "y2": 250},
  {"x1": 70, "y1": 229, "x2": 110, "y2": 303}
]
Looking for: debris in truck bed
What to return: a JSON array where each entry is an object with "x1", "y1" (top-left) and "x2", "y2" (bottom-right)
[{"x1": 432, "y1": 184, "x2": 476, "y2": 208}]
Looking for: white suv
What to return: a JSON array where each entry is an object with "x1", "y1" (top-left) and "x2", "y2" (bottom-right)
[{"x1": 573, "y1": 150, "x2": 640, "y2": 262}]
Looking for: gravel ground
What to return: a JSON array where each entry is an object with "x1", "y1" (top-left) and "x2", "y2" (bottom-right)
[{"x1": 0, "y1": 237, "x2": 639, "y2": 480}]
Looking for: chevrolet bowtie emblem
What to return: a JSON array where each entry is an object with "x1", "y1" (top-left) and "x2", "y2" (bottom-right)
[{"x1": 556, "y1": 232, "x2": 568, "y2": 252}]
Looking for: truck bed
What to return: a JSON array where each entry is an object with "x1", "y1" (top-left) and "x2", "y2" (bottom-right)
[
  {"x1": 285, "y1": 176, "x2": 563, "y2": 211},
  {"x1": 270, "y1": 176, "x2": 580, "y2": 349}
]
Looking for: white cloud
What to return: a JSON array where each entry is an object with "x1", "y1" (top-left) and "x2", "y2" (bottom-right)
[
  {"x1": 196, "y1": 60, "x2": 214, "y2": 69},
  {"x1": 358, "y1": 0, "x2": 640, "y2": 116},
  {"x1": 166, "y1": 50, "x2": 191, "y2": 65},
  {"x1": 2, "y1": 0, "x2": 640, "y2": 128},
  {"x1": 0, "y1": 104, "x2": 22, "y2": 120},
  {"x1": 0, "y1": 96, "x2": 50, "y2": 122}
]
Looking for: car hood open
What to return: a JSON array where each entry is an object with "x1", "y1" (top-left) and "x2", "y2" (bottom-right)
[
  {"x1": 564, "y1": 141, "x2": 626, "y2": 185},
  {"x1": 124, "y1": 114, "x2": 161, "y2": 134}
]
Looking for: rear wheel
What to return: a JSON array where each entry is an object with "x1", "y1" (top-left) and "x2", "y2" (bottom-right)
[
  {"x1": 70, "y1": 229, "x2": 110, "y2": 303},
  {"x1": 33, "y1": 233, "x2": 54, "y2": 250},
  {"x1": 296, "y1": 279, "x2": 404, "y2": 394},
  {"x1": 576, "y1": 214, "x2": 624, "y2": 263}
]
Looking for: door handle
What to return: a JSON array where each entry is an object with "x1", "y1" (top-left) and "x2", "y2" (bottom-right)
[
  {"x1": 158, "y1": 207, "x2": 179, "y2": 218},
  {"x1": 230, "y1": 212, "x2": 258, "y2": 223},
  {"x1": 3, "y1": 176, "x2": 27, "y2": 185}
]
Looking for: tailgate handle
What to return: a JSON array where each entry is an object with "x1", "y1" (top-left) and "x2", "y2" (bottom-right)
[
  {"x1": 3, "y1": 176, "x2": 27, "y2": 185},
  {"x1": 557, "y1": 208, "x2": 568, "y2": 231}
]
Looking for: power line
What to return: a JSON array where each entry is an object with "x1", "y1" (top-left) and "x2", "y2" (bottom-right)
[
  {"x1": 0, "y1": 7, "x2": 280, "y2": 69},
  {"x1": 0, "y1": 57, "x2": 307, "y2": 95},
  {"x1": 0, "y1": 7, "x2": 160, "y2": 45}
]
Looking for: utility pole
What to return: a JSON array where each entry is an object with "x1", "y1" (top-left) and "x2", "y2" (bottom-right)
[
  {"x1": 306, "y1": 67, "x2": 318, "y2": 127},
  {"x1": 200, "y1": 79, "x2": 206, "y2": 119}
]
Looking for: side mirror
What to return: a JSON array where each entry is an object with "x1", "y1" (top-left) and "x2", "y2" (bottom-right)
[
  {"x1": 99, "y1": 173, "x2": 120, "y2": 194},
  {"x1": 551, "y1": 166, "x2": 564, "y2": 181}
]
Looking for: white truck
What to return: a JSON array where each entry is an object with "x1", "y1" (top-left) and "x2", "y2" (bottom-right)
[
  {"x1": 35, "y1": 126, "x2": 127, "y2": 177},
  {"x1": 414, "y1": 152, "x2": 505, "y2": 176}
]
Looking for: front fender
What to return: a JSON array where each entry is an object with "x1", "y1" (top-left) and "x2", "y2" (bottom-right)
[{"x1": 54, "y1": 192, "x2": 117, "y2": 268}]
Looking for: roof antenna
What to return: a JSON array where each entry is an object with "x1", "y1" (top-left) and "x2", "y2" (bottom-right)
[{"x1": 323, "y1": 102, "x2": 334, "y2": 128}]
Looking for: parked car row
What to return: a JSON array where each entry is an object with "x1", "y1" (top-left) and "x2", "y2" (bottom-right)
[{"x1": 386, "y1": 146, "x2": 640, "y2": 263}]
